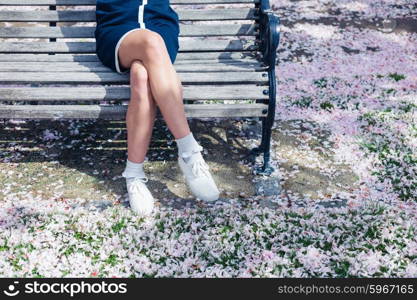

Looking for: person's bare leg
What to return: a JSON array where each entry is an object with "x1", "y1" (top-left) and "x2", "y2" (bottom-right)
[
  {"x1": 121, "y1": 59, "x2": 156, "y2": 216},
  {"x1": 126, "y1": 59, "x2": 157, "y2": 163},
  {"x1": 118, "y1": 28, "x2": 190, "y2": 139},
  {"x1": 119, "y1": 29, "x2": 220, "y2": 202}
]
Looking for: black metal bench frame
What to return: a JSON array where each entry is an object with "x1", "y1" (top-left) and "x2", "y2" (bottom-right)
[{"x1": 252, "y1": 0, "x2": 280, "y2": 175}]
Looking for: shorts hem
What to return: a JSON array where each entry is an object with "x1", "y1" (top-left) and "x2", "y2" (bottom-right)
[{"x1": 114, "y1": 28, "x2": 147, "y2": 74}]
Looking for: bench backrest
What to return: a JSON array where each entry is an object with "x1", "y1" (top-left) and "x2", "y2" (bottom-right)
[{"x1": 0, "y1": 0, "x2": 260, "y2": 58}]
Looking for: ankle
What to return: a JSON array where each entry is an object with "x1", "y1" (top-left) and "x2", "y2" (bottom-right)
[
  {"x1": 122, "y1": 159, "x2": 146, "y2": 178},
  {"x1": 175, "y1": 132, "x2": 201, "y2": 157}
]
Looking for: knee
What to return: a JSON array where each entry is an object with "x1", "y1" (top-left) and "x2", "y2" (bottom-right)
[{"x1": 140, "y1": 31, "x2": 167, "y2": 62}]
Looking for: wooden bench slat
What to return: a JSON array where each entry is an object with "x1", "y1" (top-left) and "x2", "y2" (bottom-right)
[
  {"x1": 0, "y1": 71, "x2": 268, "y2": 84},
  {"x1": 0, "y1": 61, "x2": 266, "y2": 72},
  {"x1": 0, "y1": 39, "x2": 257, "y2": 53},
  {"x1": 0, "y1": 52, "x2": 257, "y2": 62},
  {"x1": 0, "y1": 104, "x2": 268, "y2": 119},
  {"x1": 0, "y1": 0, "x2": 258, "y2": 5},
  {"x1": 0, "y1": 8, "x2": 257, "y2": 22},
  {"x1": 0, "y1": 24, "x2": 257, "y2": 38},
  {"x1": 0, "y1": 86, "x2": 268, "y2": 101}
]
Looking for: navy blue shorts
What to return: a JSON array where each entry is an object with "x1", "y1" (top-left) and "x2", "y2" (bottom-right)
[{"x1": 95, "y1": 0, "x2": 180, "y2": 74}]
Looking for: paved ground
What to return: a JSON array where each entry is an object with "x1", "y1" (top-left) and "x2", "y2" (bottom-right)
[
  {"x1": 0, "y1": 118, "x2": 261, "y2": 207},
  {"x1": 0, "y1": 116, "x2": 358, "y2": 210}
]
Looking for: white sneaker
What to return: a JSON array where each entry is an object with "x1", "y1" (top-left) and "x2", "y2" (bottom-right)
[
  {"x1": 178, "y1": 145, "x2": 220, "y2": 202},
  {"x1": 125, "y1": 176, "x2": 154, "y2": 216}
]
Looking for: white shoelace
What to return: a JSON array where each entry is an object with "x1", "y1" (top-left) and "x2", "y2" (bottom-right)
[
  {"x1": 190, "y1": 160, "x2": 210, "y2": 178},
  {"x1": 127, "y1": 177, "x2": 149, "y2": 194},
  {"x1": 181, "y1": 145, "x2": 211, "y2": 178}
]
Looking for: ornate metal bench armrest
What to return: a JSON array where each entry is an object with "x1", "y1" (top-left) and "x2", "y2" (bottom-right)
[{"x1": 258, "y1": 0, "x2": 281, "y2": 67}]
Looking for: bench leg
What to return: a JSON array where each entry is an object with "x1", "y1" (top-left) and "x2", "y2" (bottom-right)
[
  {"x1": 250, "y1": 117, "x2": 274, "y2": 176},
  {"x1": 250, "y1": 67, "x2": 277, "y2": 176},
  {"x1": 250, "y1": 2, "x2": 280, "y2": 176}
]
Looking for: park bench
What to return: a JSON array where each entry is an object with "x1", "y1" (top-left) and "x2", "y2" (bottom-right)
[{"x1": 0, "y1": 0, "x2": 280, "y2": 175}]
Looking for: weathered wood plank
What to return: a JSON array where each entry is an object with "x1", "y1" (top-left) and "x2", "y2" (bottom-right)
[
  {"x1": 0, "y1": 52, "x2": 258, "y2": 62},
  {"x1": 0, "y1": 104, "x2": 268, "y2": 119},
  {"x1": 0, "y1": 0, "x2": 258, "y2": 5},
  {"x1": 0, "y1": 86, "x2": 269, "y2": 101},
  {"x1": 0, "y1": 39, "x2": 258, "y2": 53},
  {"x1": 0, "y1": 61, "x2": 266, "y2": 72},
  {"x1": 0, "y1": 53, "x2": 100, "y2": 62},
  {"x1": 0, "y1": 24, "x2": 257, "y2": 38},
  {"x1": 0, "y1": 71, "x2": 268, "y2": 84},
  {"x1": 0, "y1": 9, "x2": 257, "y2": 22}
]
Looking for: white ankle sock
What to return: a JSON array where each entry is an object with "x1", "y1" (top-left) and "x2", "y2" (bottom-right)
[
  {"x1": 121, "y1": 159, "x2": 146, "y2": 179},
  {"x1": 175, "y1": 132, "x2": 201, "y2": 162}
]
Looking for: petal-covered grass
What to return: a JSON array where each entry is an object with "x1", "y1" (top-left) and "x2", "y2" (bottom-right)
[
  {"x1": 275, "y1": 16, "x2": 416, "y2": 203},
  {"x1": 1, "y1": 198, "x2": 416, "y2": 278},
  {"x1": 272, "y1": 0, "x2": 416, "y2": 20}
]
